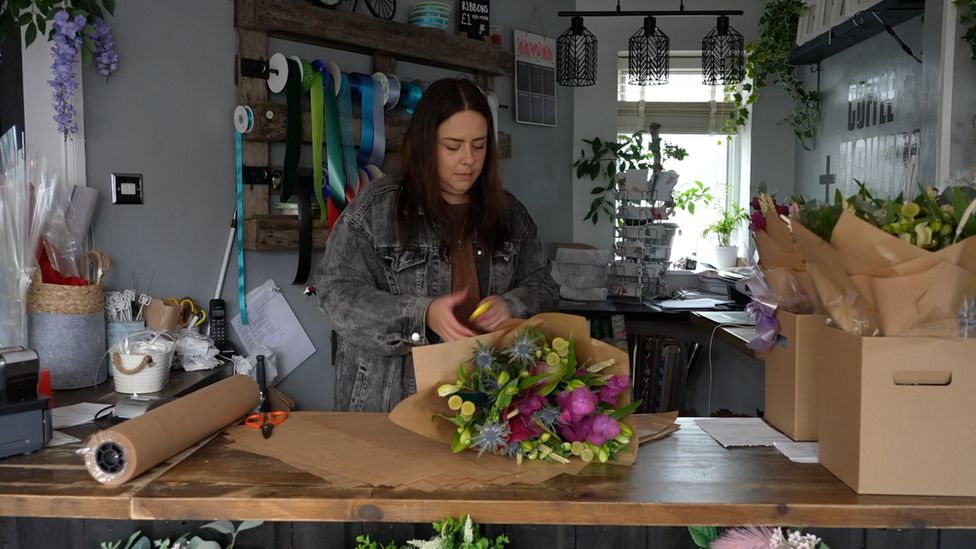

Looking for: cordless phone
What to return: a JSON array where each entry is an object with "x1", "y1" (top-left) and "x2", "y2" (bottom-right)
[{"x1": 208, "y1": 298, "x2": 235, "y2": 354}]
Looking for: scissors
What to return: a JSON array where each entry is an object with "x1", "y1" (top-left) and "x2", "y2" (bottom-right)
[
  {"x1": 244, "y1": 410, "x2": 288, "y2": 439},
  {"x1": 166, "y1": 297, "x2": 207, "y2": 328}
]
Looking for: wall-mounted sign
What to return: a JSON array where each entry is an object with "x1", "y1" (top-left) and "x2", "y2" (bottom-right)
[
  {"x1": 458, "y1": 0, "x2": 489, "y2": 40},
  {"x1": 847, "y1": 76, "x2": 896, "y2": 132},
  {"x1": 514, "y1": 29, "x2": 557, "y2": 127}
]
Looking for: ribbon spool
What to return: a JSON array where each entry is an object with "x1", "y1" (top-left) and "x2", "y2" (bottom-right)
[
  {"x1": 233, "y1": 105, "x2": 250, "y2": 324},
  {"x1": 484, "y1": 90, "x2": 499, "y2": 143},
  {"x1": 372, "y1": 72, "x2": 391, "y2": 107},
  {"x1": 267, "y1": 53, "x2": 289, "y2": 93},
  {"x1": 384, "y1": 74, "x2": 401, "y2": 109},
  {"x1": 399, "y1": 81, "x2": 423, "y2": 116},
  {"x1": 325, "y1": 60, "x2": 342, "y2": 97},
  {"x1": 233, "y1": 105, "x2": 254, "y2": 134}
]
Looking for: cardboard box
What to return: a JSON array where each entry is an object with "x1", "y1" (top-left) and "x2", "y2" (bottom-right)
[
  {"x1": 762, "y1": 311, "x2": 829, "y2": 441},
  {"x1": 814, "y1": 322, "x2": 976, "y2": 496}
]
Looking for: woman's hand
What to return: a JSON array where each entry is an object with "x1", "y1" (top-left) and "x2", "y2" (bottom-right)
[
  {"x1": 471, "y1": 296, "x2": 511, "y2": 332},
  {"x1": 426, "y1": 289, "x2": 477, "y2": 341}
]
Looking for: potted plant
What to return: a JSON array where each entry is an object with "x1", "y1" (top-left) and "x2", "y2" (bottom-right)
[
  {"x1": 573, "y1": 131, "x2": 687, "y2": 224},
  {"x1": 701, "y1": 204, "x2": 749, "y2": 268}
]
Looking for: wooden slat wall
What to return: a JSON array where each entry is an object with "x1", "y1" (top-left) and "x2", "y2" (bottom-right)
[{"x1": 234, "y1": 0, "x2": 513, "y2": 250}]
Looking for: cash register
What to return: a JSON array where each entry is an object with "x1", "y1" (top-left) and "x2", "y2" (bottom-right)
[{"x1": 0, "y1": 347, "x2": 52, "y2": 458}]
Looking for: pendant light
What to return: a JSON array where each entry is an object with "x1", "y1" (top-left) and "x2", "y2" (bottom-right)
[
  {"x1": 557, "y1": 16, "x2": 598, "y2": 87},
  {"x1": 702, "y1": 15, "x2": 744, "y2": 86},
  {"x1": 628, "y1": 16, "x2": 670, "y2": 86}
]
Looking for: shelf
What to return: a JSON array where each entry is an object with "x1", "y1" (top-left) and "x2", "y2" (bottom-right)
[
  {"x1": 788, "y1": 0, "x2": 924, "y2": 65},
  {"x1": 244, "y1": 215, "x2": 329, "y2": 251},
  {"x1": 244, "y1": 102, "x2": 512, "y2": 158},
  {"x1": 235, "y1": 0, "x2": 513, "y2": 77}
]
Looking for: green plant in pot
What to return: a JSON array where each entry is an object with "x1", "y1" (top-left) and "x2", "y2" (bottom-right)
[
  {"x1": 573, "y1": 131, "x2": 687, "y2": 224},
  {"x1": 701, "y1": 204, "x2": 749, "y2": 268}
]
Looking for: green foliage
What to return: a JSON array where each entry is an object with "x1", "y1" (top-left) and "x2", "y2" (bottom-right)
[
  {"x1": 955, "y1": 0, "x2": 976, "y2": 60},
  {"x1": 672, "y1": 180, "x2": 716, "y2": 215},
  {"x1": 687, "y1": 526, "x2": 718, "y2": 548},
  {"x1": 573, "y1": 131, "x2": 688, "y2": 224},
  {"x1": 702, "y1": 204, "x2": 749, "y2": 247},
  {"x1": 355, "y1": 515, "x2": 510, "y2": 549},
  {"x1": 0, "y1": 0, "x2": 115, "y2": 48},
  {"x1": 98, "y1": 521, "x2": 262, "y2": 549},
  {"x1": 723, "y1": 0, "x2": 820, "y2": 148}
]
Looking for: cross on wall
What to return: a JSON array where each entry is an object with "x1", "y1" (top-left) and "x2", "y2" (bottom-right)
[{"x1": 819, "y1": 155, "x2": 836, "y2": 202}]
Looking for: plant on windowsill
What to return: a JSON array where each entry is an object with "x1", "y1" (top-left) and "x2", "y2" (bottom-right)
[
  {"x1": 672, "y1": 180, "x2": 716, "y2": 215},
  {"x1": 722, "y1": 0, "x2": 820, "y2": 149},
  {"x1": 573, "y1": 131, "x2": 688, "y2": 224},
  {"x1": 701, "y1": 203, "x2": 749, "y2": 268}
]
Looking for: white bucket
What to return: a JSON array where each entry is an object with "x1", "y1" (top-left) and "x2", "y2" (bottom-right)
[
  {"x1": 111, "y1": 335, "x2": 175, "y2": 394},
  {"x1": 709, "y1": 245, "x2": 739, "y2": 268}
]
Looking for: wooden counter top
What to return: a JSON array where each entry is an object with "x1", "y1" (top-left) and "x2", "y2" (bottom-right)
[
  {"x1": 129, "y1": 418, "x2": 976, "y2": 528},
  {"x1": 3, "y1": 413, "x2": 975, "y2": 527}
]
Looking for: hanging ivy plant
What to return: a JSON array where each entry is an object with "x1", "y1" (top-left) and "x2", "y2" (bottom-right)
[
  {"x1": 723, "y1": 0, "x2": 820, "y2": 148},
  {"x1": 955, "y1": 0, "x2": 976, "y2": 59}
]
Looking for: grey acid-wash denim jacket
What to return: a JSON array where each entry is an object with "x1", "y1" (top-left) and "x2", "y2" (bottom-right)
[{"x1": 315, "y1": 176, "x2": 559, "y2": 412}]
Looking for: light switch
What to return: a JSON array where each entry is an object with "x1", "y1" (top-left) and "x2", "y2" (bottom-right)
[{"x1": 111, "y1": 173, "x2": 144, "y2": 205}]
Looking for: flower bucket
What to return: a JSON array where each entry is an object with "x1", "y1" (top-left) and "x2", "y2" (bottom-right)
[{"x1": 111, "y1": 333, "x2": 175, "y2": 394}]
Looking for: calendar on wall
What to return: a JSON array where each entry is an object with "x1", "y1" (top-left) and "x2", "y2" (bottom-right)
[{"x1": 514, "y1": 29, "x2": 557, "y2": 127}]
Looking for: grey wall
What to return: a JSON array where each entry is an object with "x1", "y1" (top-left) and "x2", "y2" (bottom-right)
[
  {"x1": 84, "y1": 0, "x2": 574, "y2": 410},
  {"x1": 794, "y1": 17, "x2": 925, "y2": 201}
]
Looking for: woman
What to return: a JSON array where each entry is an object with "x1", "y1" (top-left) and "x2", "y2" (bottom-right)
[{"x1": 316, "y1": 78, "x2": 558, "y2": 412}]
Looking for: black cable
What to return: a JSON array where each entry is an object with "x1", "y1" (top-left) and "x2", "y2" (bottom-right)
[
  {"x1": 94, "y1": 404, "x2": 116, "y2": 421},
  {"x1": 872, "y1": 12, "x2": 922, "y2": 64}
]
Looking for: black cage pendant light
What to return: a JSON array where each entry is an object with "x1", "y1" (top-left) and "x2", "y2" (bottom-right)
[
  {"x1": 628, "y1": 16, "x2": 670, "y2": 85},
  {"x1": 557, "y1": 16, "x2": 598, "y2": 87},
  {"x1": 702, "y1": 15, "x2": 744, "y2": 86}
]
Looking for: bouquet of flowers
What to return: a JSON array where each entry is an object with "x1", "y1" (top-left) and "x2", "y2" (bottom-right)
[
  {"x1": 389, "y1": 313, "x2": 640, "y2": 469},
  {"x1": 748, "y1": 192, "x2": 822, "y2": 315},
  {"x1": 790, "y1": 182, "x2": 976, "y2": 337}
]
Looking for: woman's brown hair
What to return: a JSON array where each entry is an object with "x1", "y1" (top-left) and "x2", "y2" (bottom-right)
[{"x1": 397, "y1": 78, "x2": 508, "y2": 254}]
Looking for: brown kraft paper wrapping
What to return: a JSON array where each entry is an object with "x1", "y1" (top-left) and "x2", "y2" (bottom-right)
[
  {"x1": 389, "y1": 312, "x2": 640, "y2": 467},
  {"x1": 83, "y1": 375, "x2": 260, "y2": 486}
]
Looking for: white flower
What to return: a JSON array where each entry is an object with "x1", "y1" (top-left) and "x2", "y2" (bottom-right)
[{"x1": 462, "y1": 515, "x2": 474, "y2": 543}]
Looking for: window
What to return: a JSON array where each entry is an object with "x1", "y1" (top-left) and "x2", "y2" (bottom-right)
[{"x1": 616, "y1": 53, "x2": 741, "y2": 265}]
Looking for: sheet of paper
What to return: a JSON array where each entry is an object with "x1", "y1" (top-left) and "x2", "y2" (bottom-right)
[
  {"x1": 51, "y1": 402, "x2": 108, "y2": 429},
  {"x1": 695, "y1": 418, "x2": 792, "y2": 447},
  {"x1": 655, "y1": 298, "x2": 734, "y2": 310},
  {"x1": 231, "y1": 279, "x2": 315, "y2": 384},
  {"x1": 774, "y1": 441, "x2": 820, "y2": 463},
  {"x1": 49, "y1": 430, "x2": 82, "y2": 447}
]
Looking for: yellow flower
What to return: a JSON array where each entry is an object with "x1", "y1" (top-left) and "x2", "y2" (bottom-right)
[
  {"x1": 496, "y1": 371, "x2": 510, "y2": 386},
  {"x1": 570, "y1": 441, "x2": 585, "y2": 455},
  {"x1": 914, "y1": 223, "x2": 933, "y2": 248},
  {"x1": 899, "y1": 232, "x2": 913, "y2": 244},
  {"x1": 545, "y1": 352, "x2": 561, "y2": 367},
  {"x1": 579, "y1": 447, "x2": 594, "y2": 462},
  {"x1": 900, "y1": 202, "x2": 920, "y2": 219},
  {"x1": 437, "y1": 383, "x2": 460, "y2": 397},
  {"x1": 447, "y1": 395, "x2": 463, "y2": 410},
  {"x1": 551, "y1": 337, "x2": 570, "y2": 356},
  {"x1": 460, "y1": 400, "x2": 476, "y2": 417}
]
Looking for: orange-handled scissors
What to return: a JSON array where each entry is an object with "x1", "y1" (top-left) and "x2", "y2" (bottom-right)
[{"x1": 244, "y1": 410, "x2": 288, "y2": 439}]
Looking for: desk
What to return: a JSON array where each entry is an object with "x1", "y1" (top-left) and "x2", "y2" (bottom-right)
[
  {"x1": 689, "y1": 311, "x2": 758, "y2": 359},
  {"x1": 3, "y1": 417, "x2": 975, "y2": 529},
  {"x1": 558, "y1": 299, "x2": 687, "y2": 322}
]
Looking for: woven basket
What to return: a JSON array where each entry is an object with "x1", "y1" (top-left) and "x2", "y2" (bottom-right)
[
  {"x1": 27, "y1": 251, "x2": 111, "y2": 389},
  {"x1": 27, "y1": 250, "x2": 110, "y2": 314}
]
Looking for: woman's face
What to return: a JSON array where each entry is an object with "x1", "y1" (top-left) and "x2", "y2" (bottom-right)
[{"x1": 436, "y1": 109, "x2": 488, "y2": 204}]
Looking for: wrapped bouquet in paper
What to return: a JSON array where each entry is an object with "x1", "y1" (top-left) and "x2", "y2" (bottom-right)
[
  {"x1": 791, "y1": 184, "x2": 976, "y2": 337},
  {"x1": 390, "y1": 313, "x2": 641, "y2": 467},
  {"x1": 748, "y1": 193, "x2": 822, "y2": 314}
]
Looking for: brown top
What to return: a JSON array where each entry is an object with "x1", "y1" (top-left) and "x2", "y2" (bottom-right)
[{"x1": 445, "y1": 203, "x2": 480, "y2": 327}]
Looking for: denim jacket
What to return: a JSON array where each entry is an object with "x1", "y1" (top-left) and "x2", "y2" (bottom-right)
[{"x1": 315, "y1": 176, "x2": 559, "y2": 412}]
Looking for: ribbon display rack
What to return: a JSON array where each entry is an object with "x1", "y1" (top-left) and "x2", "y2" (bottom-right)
[{"x1": 235, "y1": 0, "x2": 513, "y2": 251}]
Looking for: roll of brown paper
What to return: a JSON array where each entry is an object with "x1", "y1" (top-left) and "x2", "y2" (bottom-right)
[{"x1": 83, "y1": 374, "x2": 260, "y2": 486}]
